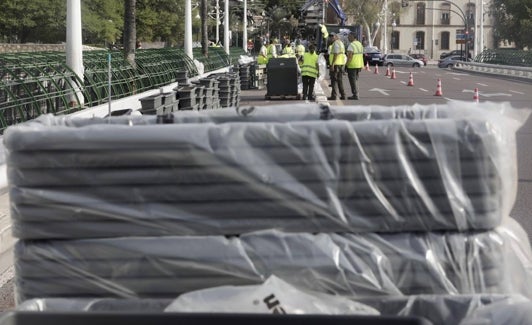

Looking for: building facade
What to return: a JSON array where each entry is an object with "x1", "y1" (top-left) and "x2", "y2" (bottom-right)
[{"x1": 384, "y1": 0, "x2": 493, "y2": 59}]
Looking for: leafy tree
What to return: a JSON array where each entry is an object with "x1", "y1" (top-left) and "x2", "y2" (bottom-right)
[
  {"x1": 81, "y1": 0, "x2": 123, "y2": 46},
  {"x1": 264, "y1": 0, "x2": 306, "y2": 17},
  {"x1": 137, "y1": 0, "x2": 184, "y2": 46},
  {"x1": 344, "y1": 0, "x2": 386, "y2": 47},
  {"x1": 490, "y1": 0, "x2": 532, "y2": 49},
  {"x1": 0, "y1": 0, "x2": 66, "y2": 43}
]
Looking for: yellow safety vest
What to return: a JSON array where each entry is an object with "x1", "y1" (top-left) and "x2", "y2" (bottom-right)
[
  {"x1": 267, "y1": 44, "x2": 277, "y2": 59},
  {"x1": 346, "y1": 40, "x2": 364, "y2": 69},
  {"x1": 320, "y1": 24, "x2": 329, "y2": 39},
  {"x1": 332, "y1": 40, "x2": 346, "y2": 66},
  {"x1": 300, "y1": 52, "x2": 319, "y2": 78},
  {"x1": 296, "y1": 44, "x2": 305, "y2": 57},
  {"x1": 282, "y1": 46, "x2": 295, "y2": 56},
  {"x1": 257, "y1": 45, "x2": 268, "y2": 64}
]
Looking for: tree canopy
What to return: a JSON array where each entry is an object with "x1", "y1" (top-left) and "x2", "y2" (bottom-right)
[
  {"x1": 5, "y1": 0, "x2": 527, "y2": 52},
  {"x1": 490, "y1": 0, "x2": 532, "y2": 49}
]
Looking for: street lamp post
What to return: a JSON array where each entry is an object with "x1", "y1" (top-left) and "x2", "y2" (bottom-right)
[
  {"x1": 242, "y1": 0, "x2": 247, "y2": 52},
  {"x1": 224, "y1": 0, "x2": 229, "y2": 54},
  {"x1": 424, "y1": 1, "x2": 469, "y2": 57},
  {"x1": 215, "y1": 0, "x2": 220, "y2": 44},
  {"x1": 391, "y1": 19, "x2": 396, "y2": 53}
]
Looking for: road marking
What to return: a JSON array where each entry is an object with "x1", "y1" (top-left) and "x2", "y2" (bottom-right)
[
  {"x1": 462, "y1": 90, "x2": 512, "y2": 97},
  {"x1": 400, "y1": 81, "x2": 407, "y2": 85},
  {"x1": 476, "y1": 83, "x2": 488, "y2": 86},
  {"x1": 448, "y1": 72, "x2": 468, "y2": 76},
  {"x1": 419, "y1": 88, "x2": 428, "y2": 92},
  {"x1": 369, "y1": 88, "x2": 390, "y2": 96},
  {"x1": 453, "y1": 77, "x2": 461, "y2": 81},
  {"x1": 510, "y1": 90, "x2": 524, "y2": 95}
]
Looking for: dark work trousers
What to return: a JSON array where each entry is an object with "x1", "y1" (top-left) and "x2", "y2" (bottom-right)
[
  {"x1": 347, "y1": 68, "x2": 362, "y2": 98},
  {"x1": 330, "y1": 65, "x2": 345, "y2": 99},
  {"x1": 302, "y1": 75, "x2": 316, "y2": 100}
]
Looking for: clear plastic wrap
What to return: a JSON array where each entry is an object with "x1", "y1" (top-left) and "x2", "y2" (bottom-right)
[
  {"x1": 15, "y1": 294, "x2": 531, "y2": 325},
  {"x1": 4, "y1": 102, "x2": 528, "y2": 239},
  {"x1": 459, "y1": 295, "x2": 532, "y2": 325},
  {"x1": 164, "y1": 275, "x2": 380, "y2": 315},
  {"x1": 14, "y1": 220, "x2": 532, "y2": 302}
]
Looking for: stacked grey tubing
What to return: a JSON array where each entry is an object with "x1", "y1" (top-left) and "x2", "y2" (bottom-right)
[
  {"x1": 6, "y1": 110, "x2": 507, "y2": 238},
  {"x1": 14, "y1": 229, "x2": 525, "y2": 301},
  {"x1": 5, "y1": 103, "x2": 530, "y2": 323}
]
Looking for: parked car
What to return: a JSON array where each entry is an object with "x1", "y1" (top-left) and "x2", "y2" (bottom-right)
[
  {"x1": 363, "y1": 46, "x2": 384, "y2": 66},
  {"x1": 440, "y1": 50, "x2": 472, "y2": 60},
  {"x1": 383, "y1": 54, "x2": 424, "y2": 67},
  {"x1": 438, "y1": 55, "x2": 471, "y2": 68},
  {"x1": 410, "y1": 53, "x2": 428, "y2": 66}
]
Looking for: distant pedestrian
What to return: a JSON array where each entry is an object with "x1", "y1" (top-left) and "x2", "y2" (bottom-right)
[
  {"x1": 282, "y1": 42, "x2": 295, "y2": 57},
  {"x1": 295, "y1": 39, "x2": 306, "y2": 60},
  {"x1": 257, "y1": 41, "x2": 268, "y2": 65},
  {"x1": 267, "y1": 38, "x2": 278, "y2": 59},
  {"x1": 300, "y1": 43, "x2": 319, "y2": 101},
  {"x1": 346, "y1": 33, "x2": 364, "y2": 100}
]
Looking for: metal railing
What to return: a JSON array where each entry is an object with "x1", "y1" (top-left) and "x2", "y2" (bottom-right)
[
  {"x1": 475, "y1": 49, "x2": 532, "y2": 67},
  {"x1": 0, "y1": 47, "x2": 238, "y2": 133}
]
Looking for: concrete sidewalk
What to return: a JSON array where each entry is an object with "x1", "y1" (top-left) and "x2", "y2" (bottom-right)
[{"x1": 0, "y1": 190, "x2": 15, "y2": 311}]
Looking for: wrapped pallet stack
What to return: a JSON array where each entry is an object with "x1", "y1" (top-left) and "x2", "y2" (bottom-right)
[{"x1": 4, "y1": 102, "x2": 532, "y2": 324}]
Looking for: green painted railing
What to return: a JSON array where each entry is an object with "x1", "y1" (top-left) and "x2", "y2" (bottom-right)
[
  {"x1": 0, "y1": 47, "x2": 240, "y2": 133},
  {"x1": 475, "y1": 49, "x2": 532, "y2": 67}
]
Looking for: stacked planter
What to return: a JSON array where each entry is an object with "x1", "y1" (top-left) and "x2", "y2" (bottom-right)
[
  {"x1": 193, "y1": 78, "x2": 220, "y2": 110},
  {"x1": 175, "y1": 70, "x2": 190, "y2": 87},
  {"x1": 139, "y1": 91, "x2": 179, "y2": 115},
  {"x1": 175, "y1": 86, "x2": 198, "y2": 111},
  {"x1": 5, "y1": 103, "x2": 531, "y2": 323}
]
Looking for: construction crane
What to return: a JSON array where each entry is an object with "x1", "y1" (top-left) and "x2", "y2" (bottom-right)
[
  {"x1": 300, "y1": 0, "x2": 360, "y2": 53},
  {"x1": 300, "y1": 0, "x2": 347, "y2": 26}
]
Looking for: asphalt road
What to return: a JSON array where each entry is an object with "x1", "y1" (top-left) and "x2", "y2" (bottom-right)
[{"x1": 241, "y1": 65, "x2": 530, "y2": 108}]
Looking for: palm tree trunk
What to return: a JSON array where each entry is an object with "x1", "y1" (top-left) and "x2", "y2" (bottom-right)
[
  {"x1": 201, "y1": 0, "x2": 209, "y2": 56},
  {"x1": 124, "y1": 0, "x2": 137, "y2": 67}
]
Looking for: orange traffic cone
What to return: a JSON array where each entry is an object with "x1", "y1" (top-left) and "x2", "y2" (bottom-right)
[
  {"x1": 473, "y1": 87, "x2": 479, "y2": 102},
  {"x1": 385, "y1": 66, "x2": 390, "y2": 77},
  {"x1": 390, "y1": 68, "x2": 397, "y2": 79},
  {"x1": 407, "y1": 72, "x2": 415, "y2": 86},
  {"x1": 365, "y1": 62, "x2": 370, "y2": 71},
  {"x1": 434, "y1": 79, "x2": 443, "y2": 96},
  {"x1": 374, "y1": 65, "x2": 379, "y2": 74}
]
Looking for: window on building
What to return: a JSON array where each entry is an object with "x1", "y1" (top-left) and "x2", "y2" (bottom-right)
[
  {"x1": 416, "y1": 3, "x2": 425, "y2": 25},
  {"x1": 391, "y1": 31, "x2": 400, "y2": 50},
  {"x1": 441, "y1": 4, "x2": 450, "y2": 25},
  {"x1": 415, "y1": 31, "x2": 425, "y2": 50},
  {"x1": 466, "y1": 3, "x2": 475, "y2": 27},
  {"x1": 441, "y1": 31, "x2": 450, "y2": 50}
]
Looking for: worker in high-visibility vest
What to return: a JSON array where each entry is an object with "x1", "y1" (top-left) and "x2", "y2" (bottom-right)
[
  {"x1": 346, "y1": 33, "x2": 364, "y2": 100},
  {"x1": 281, "y1": 42, "x2": 295, "y2": 57},
  {"x1": 267, "y1": 39, "x2": 278, "y2": 60},
  {"x1": 328, "y1": 32, "x2": 346, "y2": 100},
  {"x1": 257, "y1": 41, "x2": 268, "y2": 65},
  {"x1": 300, "y1": 43, "x2": 319, "y2": 101},
  {"x1": 295, "y1": 40, "x2": 306, "y2": 60}
]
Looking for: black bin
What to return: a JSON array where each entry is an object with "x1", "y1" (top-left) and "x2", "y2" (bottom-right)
[{"x1": 265, "y1": 58, "x2": 299, "y2": 98}]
